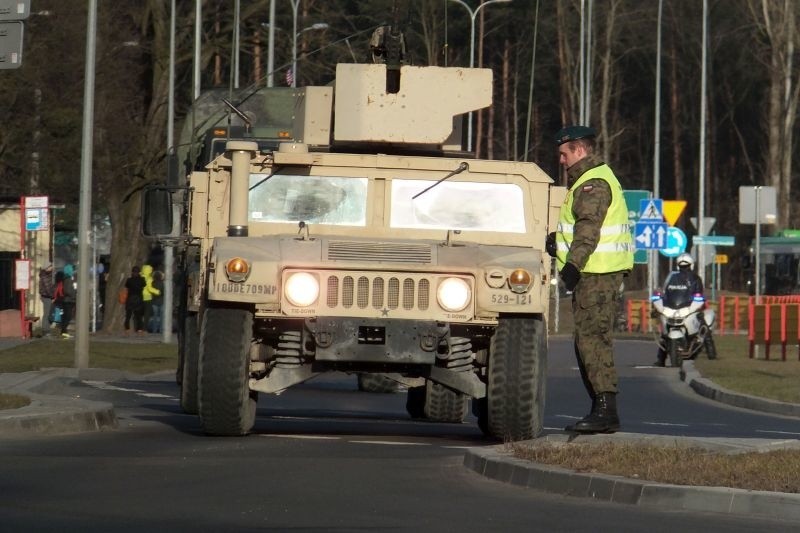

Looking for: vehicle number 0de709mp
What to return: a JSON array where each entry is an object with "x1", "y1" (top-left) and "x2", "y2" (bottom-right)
[
  {"x1": 491, "y1": 293, "x2": 532, "y2": 305},
  {"x1": 215, "y1": 282, "x2": 275, "y2": 295}
]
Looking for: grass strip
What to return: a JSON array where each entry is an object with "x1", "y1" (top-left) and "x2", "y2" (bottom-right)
[{"x1": 511, "y1": 441, "x2": 800, "y2": 493}]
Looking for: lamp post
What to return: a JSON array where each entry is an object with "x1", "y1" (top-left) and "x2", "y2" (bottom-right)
[
  {"x1": 448, "y1": 0, "x2": 511, "y2": 153},
  {"x1": 290, "y1": 0, "x2": 298, "y2": 87},
  {"x1": 263, "y1": 18, "x2": 328, "y2": 88}
]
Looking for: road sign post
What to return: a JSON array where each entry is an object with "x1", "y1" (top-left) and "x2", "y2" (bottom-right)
[{"x1": 739, "y1": 186, "x2": 777, "y2": 304}]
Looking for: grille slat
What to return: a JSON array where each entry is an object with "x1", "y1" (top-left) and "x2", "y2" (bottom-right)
[
  {"x1": 327, "y1": 241, "x2": 433, "y2": 263},
  {"x1": 323, "y1": 273, "x2": 434, "y2": 313}
]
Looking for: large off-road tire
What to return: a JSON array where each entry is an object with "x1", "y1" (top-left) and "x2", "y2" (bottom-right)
[
  {"x1": 668, "y1": 340, "x2": 680, "y2": 368},
  {"x1": 357, "y1": 374, "x2": 400, "y2": 393},
  {"x1": 198, "y1": 307, "x2": 257, "y2": 436},
  {"x1": 705, "y1": 335, "x2": 717, "y2": 360},
  {"x1": 476, "y1": 315, "x2": 547, "y2": 441},
  {"x1": 424, "y1": 381, "x2": 468, "y2": 423},
  {"x1": 179, "y1": 312, "x2": 200, "y2": 414}
]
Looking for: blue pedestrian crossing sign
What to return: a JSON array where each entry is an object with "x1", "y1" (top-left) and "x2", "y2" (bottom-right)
[
  {"x1": 634, "y1": 221, "x2": 668, "y2": 249},
  {"x1": 639, "y1": 199, "x2": 664, "y2": 221}
]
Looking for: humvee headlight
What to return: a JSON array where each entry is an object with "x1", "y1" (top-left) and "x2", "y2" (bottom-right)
[
  {"x1": 508, "y1": 268, "x2": 532, "y2": 293},
  {"x1": 437, "y1": 277, "x2": 471, "y2": 312},
  {"x1": 225, "y1": 257, "x2": 250, "y2": 282},
  {"x1": 284, "y1": 272, "x2": 319, "y2": 307}
]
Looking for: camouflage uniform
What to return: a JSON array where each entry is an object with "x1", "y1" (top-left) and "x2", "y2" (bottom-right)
[{"x1": 565, "y1": 155, "x2": 626, "y2": 396}]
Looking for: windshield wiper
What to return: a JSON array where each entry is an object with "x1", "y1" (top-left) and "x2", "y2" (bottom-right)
[
  {"x1": 249, "y1": 166, "x2": 283, "y2": 191},
  {"x1": 411, "y1": 162, "x2": 469, "y2": 200}
]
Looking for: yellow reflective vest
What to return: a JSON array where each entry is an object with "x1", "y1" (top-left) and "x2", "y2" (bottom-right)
[{"x1": 556, "y1": 164, "x2": 634, "y2": 274}]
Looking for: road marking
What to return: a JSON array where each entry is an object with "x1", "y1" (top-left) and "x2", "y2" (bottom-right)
[
  {"x1": 260, "y1": 434, "x2": 340, "y2": 440},
  {"x1": 349, "y1": 440, "x2": 430, "y2": 446},
  {"x1": 553, "y1": 414, "x2": 581, "y2": 420},
  {"x1": 755, "y1": 429, "x2": 800, "y2": 437},
  {"x1": 642, "y1": 421, "x2": 690, "y2": 427},
  {"x1": 83, "y1": 381, "x2": 145, "y2": 393},
  {"x1": 83, "y1": 381, "x2": 178, "y2": 401}
]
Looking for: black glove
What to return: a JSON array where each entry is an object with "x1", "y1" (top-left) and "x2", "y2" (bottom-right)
[
  {"x1": 560, "y1": 263, "x2": 581, "y2": 292},
  {"x1": 545, "y1": 232, "x2": 557, "y2": 258}
]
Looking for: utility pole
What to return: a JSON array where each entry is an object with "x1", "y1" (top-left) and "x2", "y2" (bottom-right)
[{"x1": 75, "y1": 0, "x2": 98, "y2": 368}]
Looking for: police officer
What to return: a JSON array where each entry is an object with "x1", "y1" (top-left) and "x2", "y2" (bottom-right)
[
  {"x1": 654, "y1": 252, "x2": 708, "y2": 366},
  {"x1": 549, "y1": 125, "x2": 634, "y2": 434}
]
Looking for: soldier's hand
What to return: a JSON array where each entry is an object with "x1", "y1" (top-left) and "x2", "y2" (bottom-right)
[
  {"x1": 560, "y1": 263, "x2": 580, "y2": 292},
  {"x1": 545, "y1": 232, "x2": 557, "y2": 258}
]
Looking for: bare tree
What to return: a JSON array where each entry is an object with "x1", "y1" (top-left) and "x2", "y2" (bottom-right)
[{"x1": 748, "y1": 0, "x2": 800, "y2": 228}]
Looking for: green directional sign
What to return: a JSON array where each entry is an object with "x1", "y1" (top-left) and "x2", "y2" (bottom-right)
[
  {"x1": 624, "y1": 190, "x2": 650, "y2": 264},
  {"x1": 693, "y1": 235, "x2": 735, "y2": 246}
]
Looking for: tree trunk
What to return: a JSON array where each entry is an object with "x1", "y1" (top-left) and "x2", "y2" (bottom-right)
[
  {"x1": 669, "y1": 33, "x2": 684, "y2": 202},
  {"x1": 503, "y1": 40, "x2": 511, "y2": 161}
]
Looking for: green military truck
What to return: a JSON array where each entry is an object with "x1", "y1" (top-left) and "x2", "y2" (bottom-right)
[{"x1": 145, "y1": 62, "x2": 565, "y2": 441}]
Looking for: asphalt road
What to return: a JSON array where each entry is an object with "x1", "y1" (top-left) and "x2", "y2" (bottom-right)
[{"x1": 0, "y1": 338, "x2": 798, "y2": 531}]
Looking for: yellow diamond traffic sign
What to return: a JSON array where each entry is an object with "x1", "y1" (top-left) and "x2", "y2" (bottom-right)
[{"x1": 662, "y1": 200, "x2": 687, "y2": 226}]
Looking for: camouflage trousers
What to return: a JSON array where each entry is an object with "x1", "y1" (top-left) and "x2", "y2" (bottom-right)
[{"x1": 572, "y1": 271, "x2": 625, "y2": 397}]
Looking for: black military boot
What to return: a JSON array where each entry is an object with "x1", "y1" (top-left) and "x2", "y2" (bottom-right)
[
  {"x1": 571, "y1": 393, "x2": 620, "y2": 434},
  {"x1": 564, "y1": 397, "x2": 596, "y2": 432}
]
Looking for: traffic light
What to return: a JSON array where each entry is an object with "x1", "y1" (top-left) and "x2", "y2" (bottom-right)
[{"x1": 0, "y1": 0, "x2": 29, "y2": 70}]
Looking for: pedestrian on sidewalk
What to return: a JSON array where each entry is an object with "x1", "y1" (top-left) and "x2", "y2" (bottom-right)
[
  {"x1": 38, "y1": 263, "x2": 55, "y2": 336},
  {"x1": 53, "y1": 266, "x2": 76, "y2": 339},
  {"x1": 123, "y1": 266, "x2": 146, "y2": 335},
  {"x1": 141, "y1": 264, "x2": 161, "y2": 335},
  {"x1": 148, "y1": 269, "x2": 165, "y2": 333}
]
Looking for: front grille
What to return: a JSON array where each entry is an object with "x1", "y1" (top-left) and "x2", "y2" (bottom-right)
[
  {"x1": 326, "y1": 241, "x2": 433, "y2": 263},
  {"x1": 324, "y1": 273, "x2": 431, "y2": 311}
]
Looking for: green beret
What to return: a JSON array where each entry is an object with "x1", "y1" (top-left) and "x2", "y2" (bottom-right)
[{"x1": 555, "y1": 125, "x2": 596, "y2": 145}]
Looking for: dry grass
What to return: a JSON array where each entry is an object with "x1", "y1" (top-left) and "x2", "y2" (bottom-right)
[
  {"x1": 0, "y1": 339, "x2": 177, "y2": 375},
  {"x1": 511, "y1": 441, "x2": 800, "y2": 493},
  {"x1": 0, "y1": 392, "x2": 30, "y2": 410},
  {"x1": 694, "y1": 336, "x2": 800, "y2": 403},
  {"x1": 0, "y1": 340, "x2": 178, "y2": 412}
]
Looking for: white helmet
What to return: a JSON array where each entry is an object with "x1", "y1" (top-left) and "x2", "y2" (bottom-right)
[{"x1": 677, "y1": 253, "x2": 694, "y2": 269}]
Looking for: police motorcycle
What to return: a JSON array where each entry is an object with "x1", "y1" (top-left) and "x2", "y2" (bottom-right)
[{"x1": 650, "y1": 255, "x2": 717, "y2": 367}]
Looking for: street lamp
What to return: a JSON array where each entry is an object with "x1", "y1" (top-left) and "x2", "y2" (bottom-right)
[
  {"x1": 448, "y1": 0, "x2": 512, "y2": 152},
  {"x1": 262, "y1": 19, "x2": 328, "y2": 88}
]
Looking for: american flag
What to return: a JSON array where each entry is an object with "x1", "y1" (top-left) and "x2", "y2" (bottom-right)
[{"x1": 285, "y1": 69, "x2": 294, "y2": 87}]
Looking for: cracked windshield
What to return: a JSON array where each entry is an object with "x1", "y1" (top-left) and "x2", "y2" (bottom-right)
[
  {"x1": 391, "y1": 179, "x2": 526, "y2": 233},
  {"x1": 249, "y1": 174, "x2": 368, "y2": 225}
]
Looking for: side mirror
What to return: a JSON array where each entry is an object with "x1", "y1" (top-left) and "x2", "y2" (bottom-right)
[{"x1": 142, "y1": 187, "x2": 175, "y2": 237}]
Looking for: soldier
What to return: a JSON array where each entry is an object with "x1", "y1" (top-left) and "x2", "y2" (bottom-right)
[{"x1": 548, "y1": 125, "x2": 634, "y2": 434}]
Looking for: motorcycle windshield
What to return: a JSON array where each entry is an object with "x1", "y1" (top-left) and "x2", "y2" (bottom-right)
[{"x1": 662, "y1": 273, "x2": 694, "y2": 309}]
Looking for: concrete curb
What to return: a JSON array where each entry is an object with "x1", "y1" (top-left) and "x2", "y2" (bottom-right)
[
  {"x1": 0, "y1": 369, "x2": 117, "y2": 437},
  {"x1": 464, "y1": 444, "x2": 800, "y2": 521},
  {"x1": 682, "y1": 360, "x2": 800, "y2": 418}
]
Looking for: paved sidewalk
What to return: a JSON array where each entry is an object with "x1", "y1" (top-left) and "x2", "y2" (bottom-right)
[{"x1": 0, "y1": 333, "x2": 174, "y2": 437}]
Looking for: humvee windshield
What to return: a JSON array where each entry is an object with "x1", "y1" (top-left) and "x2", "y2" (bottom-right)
[{"x1": 247, "y1": 173, "x2": 526, "y2": 233}]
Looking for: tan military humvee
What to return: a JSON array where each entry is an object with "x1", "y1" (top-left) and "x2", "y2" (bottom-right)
[{"x1": 145, "y1": 63, "x2": 565, "y2": 441}]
